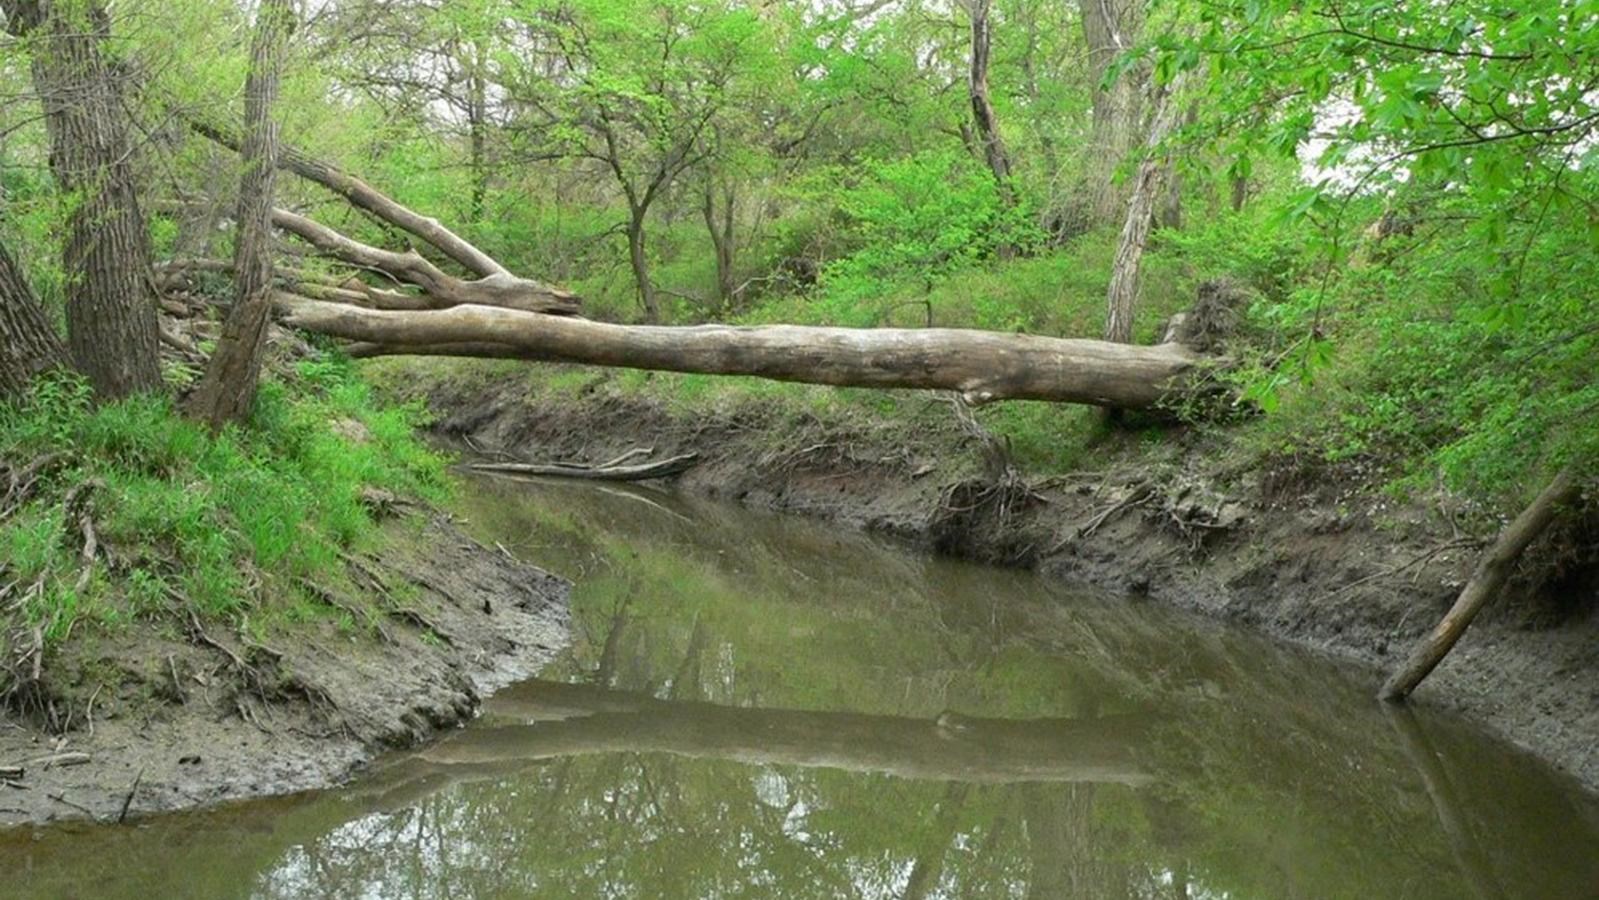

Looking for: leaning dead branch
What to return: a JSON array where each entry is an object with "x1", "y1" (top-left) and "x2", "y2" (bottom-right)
[{"x1": 1380, "y1": 467, "x2": 1582, "y2": 702}]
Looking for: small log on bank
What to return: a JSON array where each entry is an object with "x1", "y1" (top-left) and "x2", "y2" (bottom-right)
[{"x1": 467, "y1": 453, "x2": 700, "y2": 482}]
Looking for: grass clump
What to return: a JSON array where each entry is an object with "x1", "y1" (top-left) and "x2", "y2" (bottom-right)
[{"x1": 0, "y1": 358, "x2": 448, "y2": 664}]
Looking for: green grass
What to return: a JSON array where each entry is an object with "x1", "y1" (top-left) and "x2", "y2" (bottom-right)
[{"x1": 0, "y1": 359, "x2": 450, "y2": 653}]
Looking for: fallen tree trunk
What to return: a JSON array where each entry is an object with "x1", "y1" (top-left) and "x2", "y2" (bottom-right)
[
  {"x1": 467, "y1": 453, "x2": 699, "y2": 482},
  {"x1": 1379, "y1": 466, "x2": 1582, "y2": 702},
  {"x1": 282, "y1": 299, "x2": 1205, "y2": 408}
]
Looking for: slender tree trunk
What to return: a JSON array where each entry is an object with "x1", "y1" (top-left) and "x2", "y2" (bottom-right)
[
  {"x1": 702, "y1": 181, "x2": 737, "y2": 311},
  {"x1": 0, "y1": 238, "x2": 69, "y2": 397},
  {"x1": 467, "y1": 41, "x2": 488, "y2": 223},
  {"x1": 968, "y1": 0, "x2": 1014, "y2": 192},
  {"x1": 626, "y1": 210, "x2": 659, "y2": 323},
  {"x1": 1158, "y1": 106, "x2": 1197, "y2": 230},
  {"x1": 1079, "y1": 0, "x2": 1145, "y2": 224},
  {"x1": 186, "y1": 0, "x2": 293, "y2": 428},
  {"x1": 1104, "y1": 77, "x2": 1186, "y2": 344},
  {"x1": 8, "y1": 0, "x2": 161, "y2": 399},
  {"x1": 1230, "y1": 173, "x2": 1248, "y2": 212},
  {"x1": 1380, "y1": 467, "x2": 1581, "y2": 702}
]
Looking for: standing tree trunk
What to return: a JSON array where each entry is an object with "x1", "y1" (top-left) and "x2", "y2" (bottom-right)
[
  {"x1": 1079, "y1": 0, "x2": 1145, "y2": 224},
  {"x1": 1103, "y1": 77, "x2": 1186, "y2": 344},
  {"x1": 968, "y1": 0, "x2": 1016, "y2": 259},
  {"x1": 186, "y1": 0, "x2": 293, "y2": 428},
  {"x1": 702, "y1": 180, "x2": 737, "y2": 311},
  {"x1": 0, "y1": 238, "x2": 69, "y2": 397},
  {"x1": 466, "y1": 40, "x2": 488, "y2": 223},
  {"x1": 626, "y1": 209, "x2": 660, "y2": 323},
  {"x1": 6, "y1": 0, "x2": 161, "y2": 399}
]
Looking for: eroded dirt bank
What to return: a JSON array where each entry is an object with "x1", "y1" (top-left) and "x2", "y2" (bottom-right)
[
  {"x1": 0, "y1": 517, "x2": 569, "y2": 827},
  {"x1": 407, "y1": 365, "x2": 1599, "y2": 793}
]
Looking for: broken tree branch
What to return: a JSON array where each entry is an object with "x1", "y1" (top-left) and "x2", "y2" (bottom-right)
[
  {"x1": 269, "y1": 209, "x2": 580, "y2": 315},
  {"x1": 190, "y1": 117, "x2": 509, "y2": 279}
]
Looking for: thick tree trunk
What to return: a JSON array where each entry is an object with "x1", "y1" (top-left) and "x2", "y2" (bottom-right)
[
  {"x1": 626, "y1": 212, "x2": 660, "y2": 323},
  {"x1": 9, "y1": 0, "x2": 161, "y2": 399},
  {"x1": 0, "y1": 238, "x2": 69, "y2": 397},
  {"x1": 190, "y1": 118, "x2": 508, "y2": 279},
  {"x1": 1104, "y1": 77, "x2": 1186, "y2": 344},
  {"x1": 1379, "y1": 467, "x2": 1581, "y2": 702},
  {"x1": 281, "y1": 299, "x2": 1203, "y2": 409},
  {"x1": 1079, "y1": 0, "x2": 1145, "y2": 223},
  {"x1": 186, "y1": 0, "x2": 292, "y2": 429}
]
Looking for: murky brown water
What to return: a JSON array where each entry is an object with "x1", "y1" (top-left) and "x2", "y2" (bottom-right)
[{"x1": 4, "y1": 473, "x2": 1598, "y2": 898}]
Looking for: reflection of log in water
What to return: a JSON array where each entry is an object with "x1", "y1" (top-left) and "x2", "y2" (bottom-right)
[
  {"x1": 419, "y1": 679, "x2": 1153, "y2": 785},
  {"x1": 1384, "y1": 705, "x2": 1507, "y2": 900}
]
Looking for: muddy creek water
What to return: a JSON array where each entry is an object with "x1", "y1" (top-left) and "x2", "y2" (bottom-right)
[{"x1": 6, "y1": 472, "x2": 1599, "y2": 898}]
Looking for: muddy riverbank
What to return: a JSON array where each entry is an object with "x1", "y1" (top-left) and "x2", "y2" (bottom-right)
[
  {"x1": 403, "y1": 363, "x2": 1599, "y2": 793},
  {"x1": 0, "y1": 516, "x2": 568, "y2": 826}
]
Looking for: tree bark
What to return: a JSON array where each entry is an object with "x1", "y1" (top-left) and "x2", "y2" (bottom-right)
[
  {"x1": 1379, "y1": 467, "x2": 1582, "y2": 702},
  {"x1": 967, "y1": 0, "x2": 1014, "y2": 193},
  {"x1": 1079, "y1": 0, "x2": 1145, "y2": 223},
  {"x1": 0, "y1": 238, "x2": 69, "y2": 397},
  {"x1": 280, "y1": 298, "x2": 1204, "y2": 409},
  {"x1": 466, "y1": 41, "x2": 488, "y2": 223},
  {"x1": 626, "y1": 211, "x2": 660, "y2": 323},
  {"x1": 968, "y1": 0, "x2": 1017, "y2": 259},
  {"x1": 1104, "y1": 76, "x2": 1186, "y2": 344},
  {"x1": 189, "y1": 118, "x2": 508, "y2": 279},
  {"x1": 269, "y1": 208, "x2": 580, "y2": 314},
  {"x1": 186, "y1": 0, "x2": 293, "y2": 429},
  {"x1": 7, "y1": 0, "x2": 161, "y2": 399},
  {"x1": 702, "y1": 181, "x2": 737, "y2": 310}
]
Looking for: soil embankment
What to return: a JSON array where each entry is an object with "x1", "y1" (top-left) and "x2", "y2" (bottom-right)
[
  {"x1": 409, "y1": 365, "x2": 1599, "y2": 793},
  {"x1": 0, "y1": 517, "x2": 569, "y2": 826}
]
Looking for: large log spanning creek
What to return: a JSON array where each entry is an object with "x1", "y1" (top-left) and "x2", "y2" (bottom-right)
[{"x1": 5, "y1": 471, "x2": 1597, "y2": 898}]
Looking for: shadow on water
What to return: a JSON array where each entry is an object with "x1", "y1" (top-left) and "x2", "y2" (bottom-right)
[{"x1": 4, "y1": 471, "x2": 1599, "y2": 898}]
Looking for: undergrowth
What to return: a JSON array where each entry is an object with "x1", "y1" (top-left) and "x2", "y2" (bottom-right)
[{"x1": 0, "y1": 358, "x2": 448, "y2": 672}]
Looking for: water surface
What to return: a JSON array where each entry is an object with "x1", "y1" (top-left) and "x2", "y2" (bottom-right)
[{"x1": 5, "y1": 473, "x2": 1598, "y2": 898}]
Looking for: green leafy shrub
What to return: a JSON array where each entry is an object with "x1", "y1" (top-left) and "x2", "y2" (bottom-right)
[{"x1": 0, "y1": 361, "x2": 449, "y2": 646}]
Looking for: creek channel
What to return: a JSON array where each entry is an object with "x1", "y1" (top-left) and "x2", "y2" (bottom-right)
[{"x1": 5, "y1": 471, "x2": 1598, "y2": 898}]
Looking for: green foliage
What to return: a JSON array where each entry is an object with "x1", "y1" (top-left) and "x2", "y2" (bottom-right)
[
  {"x1": 0, "y1": 364, "x2": 448, "y2": 645},
  {"x1": 809, "y1": 151, "x2": 1042, "y2": 326}
]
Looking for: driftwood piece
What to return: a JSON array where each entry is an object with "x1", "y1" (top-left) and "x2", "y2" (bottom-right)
[
  {"x1": 466, "y1": 452, "x2": 700, "y2": 482},
  {"x1": 283, "y1": 300, "x2": 1205, "y2": 409},
  {"x1": 1380, "y1": 467, "x2": 1581, "y2": 702}
]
